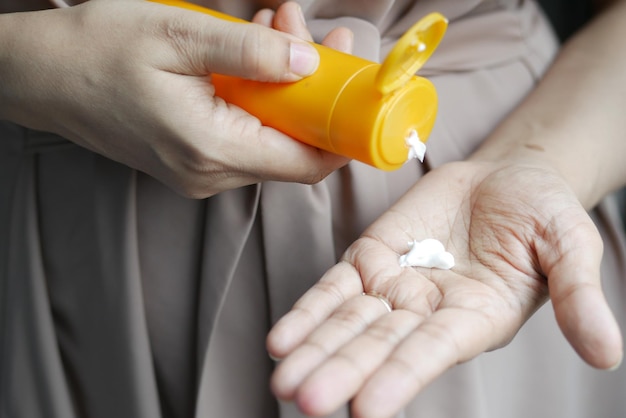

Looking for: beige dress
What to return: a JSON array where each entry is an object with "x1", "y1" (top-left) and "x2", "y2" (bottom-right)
[{"x1": 1, "y1": 1, "x2": 624, "y2": 417}]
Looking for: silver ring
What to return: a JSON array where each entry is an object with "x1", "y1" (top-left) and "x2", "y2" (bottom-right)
[{"x1": 362, "y1": 291, "x2": 393, "y2": 313}]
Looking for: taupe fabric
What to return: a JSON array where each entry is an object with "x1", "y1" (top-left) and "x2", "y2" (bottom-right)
[{"x1": 1, "y1": 1, "x2": 625, "y2": 417}]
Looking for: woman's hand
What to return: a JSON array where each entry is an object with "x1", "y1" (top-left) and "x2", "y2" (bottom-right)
[
  {"x1": 266, "y1": 1, "x2": 626, "y2": 414},
  {"x1": 267, "y1": 158, "x2": 623, "y2": 418},
  {"x1": 0, "y1": 0, "x2": 350, "y2": 197}
]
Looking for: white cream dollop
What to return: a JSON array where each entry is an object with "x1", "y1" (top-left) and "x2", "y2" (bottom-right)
[
  {"x1": 406, "y1": 130, "x2": 426, "y2": 162},
  {"x1": 399, "y1": 239, "x2": 455, "y2": 270}
]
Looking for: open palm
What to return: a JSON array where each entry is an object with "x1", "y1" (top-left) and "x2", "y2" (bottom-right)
[{"x1": 267, "y1": 160, "x2": 623, "y2": 418}]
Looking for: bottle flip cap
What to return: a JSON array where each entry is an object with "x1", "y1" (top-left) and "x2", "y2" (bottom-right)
[
  {"x1": 376, "y1": 13, "x2": 448, "y2": 96},
  {"x1": 361, "y1": 12, "x2": 448, "y2": 170},
  {"x1": 147, "y1": 0, "x2": 448, "y2": 171},
  {"x1": 329, "y1": 12, "x2": 447, "y2": 170}
]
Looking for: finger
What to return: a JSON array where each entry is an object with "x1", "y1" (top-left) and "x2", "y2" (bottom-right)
[
  {"x1": 224, "y1": 115, "x2": 349, "y2": 184},
  {"x1": 151, "y1": 3, "x2": 319, "y2": 81},
  {"x1": 271, "y1": 2, "x2": 314, "y2": 42},
  {"x1": 267, "y1": 239, "x2": 417, "y2": 360},
  {"x1": 270, "y1": 265, "x2": 445, "y2": 405},
  {"x1": 350, "y1": 308, "x2": 497, "y2": 418},
  {"x1": 155, "y1": 81, "x2": 348, "y2": 197},
  {"x1": 541, "y1": 212, "x2": 623, "y2": 369},
  {"x1": 321, "y1": 27, "x2": 354, "y2": 54},
  {"x1": 271, "y1": 292, "x2": 398, "y2": 401},
  {"x1": 342, "y1": 237, "x2": 446, "y2": 314},
  {"x1": 267, "y1": 262, "x2": 364, "y2": 359},
  {"x1": 251, "y1": 8, "x2": 275, "y2": 27},
  {"x1": 292, "y1": 310, "x2": 421, "y2": 417}
]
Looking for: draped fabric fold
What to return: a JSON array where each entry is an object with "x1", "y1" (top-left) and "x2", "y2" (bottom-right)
[
  {"x1": 1, "y1": 131, "x2": 161, "y2": 418},
  {"x1": 2, "y1": 1, "x2": 626, "y2": 418}
]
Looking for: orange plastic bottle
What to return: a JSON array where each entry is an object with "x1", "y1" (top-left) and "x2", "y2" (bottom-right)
[{"x1": 149, "y1": 0, "x2": 447, "y2": 170}]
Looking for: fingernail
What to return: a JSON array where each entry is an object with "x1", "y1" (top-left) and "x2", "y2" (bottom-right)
[
  {"x1": 608, "y1": 355, "x2": 623, "y2": 371},
  {"x1": 289, "y1": 42, "x2": 319, "y2": 78},
  {"x1": 268, "y1": 352, "x2": 283, "y2": 362},
  {"x1": 296, "y1": 4, "x2": 306, "y2": 25}
]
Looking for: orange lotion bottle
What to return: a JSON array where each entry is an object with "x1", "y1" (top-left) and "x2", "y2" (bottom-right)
[{"x1": 150, "y1": 0, "x2": 447, "y2": 170}]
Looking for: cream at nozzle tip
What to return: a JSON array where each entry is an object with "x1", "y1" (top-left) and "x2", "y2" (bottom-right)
[{"x1": 406, "y1": 130, "x2": 426, "y2": 163}]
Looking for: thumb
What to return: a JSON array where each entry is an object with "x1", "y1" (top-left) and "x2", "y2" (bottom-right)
[
  {"x1": 542, "y1": 212, "x2": 623, "y2": 370},
  {"x1": 156, "y1": 8, "x2": 320, "y2": 82}
]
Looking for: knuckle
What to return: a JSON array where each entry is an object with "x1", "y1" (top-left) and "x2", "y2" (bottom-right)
[
  {"x1": 160, "y1": 17, "x2": 193, "y2": 51},
  {"x1": 300, "y1": 167, "x2": 332, "y2": 185},
  {"x1": 178, "y1": 186, "x2": 216, "y2": 200},
  {"x1": 239, "y1": 27, "x2": 286, "y2": 81},
  {"x1": 157, "y1": 16, "x2": 205, "y2": 70},
  {"x1": 314, "y1": 277, "x2": 351, "y2": 306},
  {"x1": 365, "y1": 321, "x2": 405, "y2": 346},
  {"x1": 167, "y1": 169, "x2": 219, "y2": 200},
  {"x1": 331, "y1": 308, "x2": 370, "y2": 332},
  {"x1": 387, "y1": 356, "x2": 427, "y2": 389},
  {"x1": 155, "y1": 144, "x2": 223, "y2": 199}
]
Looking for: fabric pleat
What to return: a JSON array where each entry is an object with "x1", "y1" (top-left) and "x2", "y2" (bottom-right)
[{"x1": 2, "y1": 1, "x2": 625, "y2": 418}]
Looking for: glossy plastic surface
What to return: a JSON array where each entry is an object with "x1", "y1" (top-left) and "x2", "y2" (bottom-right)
[{"x1": 149, "y1": 0, "x2": 447, "y2": 170}]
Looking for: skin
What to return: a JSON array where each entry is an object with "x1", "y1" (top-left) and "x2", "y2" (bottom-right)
[
  {"x1": 267, "y1": 0, "x2": 626, "y2": 417},
  {"x1": 0, "y1": 0, "x2": 350, "y2": 198},
  {"x1": 0, "y1": 1, "x2": 623, "y2": 417}
]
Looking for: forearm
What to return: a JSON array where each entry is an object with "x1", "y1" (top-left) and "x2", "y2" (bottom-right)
[
  {"x1": 471, "y1": 0, "x2": 626, "y2": 210},
  {"x1": 0, "y1": 9, "x2": 64, "y2": 131},
  {"x1": 0, "y1": 12, "x2": 23, "y2": 123}
]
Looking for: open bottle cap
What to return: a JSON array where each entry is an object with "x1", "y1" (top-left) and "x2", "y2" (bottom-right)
[{"x1": 375, "y1": 13, "x2": 448, "y2": 95}]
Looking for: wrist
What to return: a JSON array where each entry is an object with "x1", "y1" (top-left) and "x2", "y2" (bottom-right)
[
  {"x1": 0, "y1": 8, "x2": 75, "y2": 134},
  {"x1": 468, "y1": 121, "x2": 601, "y2": 210},
  {"x1": 0, "y1": 13, "x2": 21, "y2": 122},
  {"x1": 0, "y1": 11, "x2": 49, "y2": 127}
]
